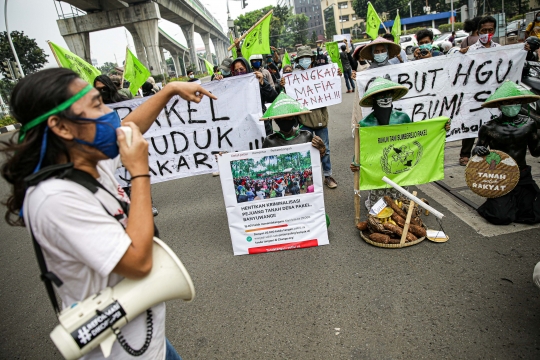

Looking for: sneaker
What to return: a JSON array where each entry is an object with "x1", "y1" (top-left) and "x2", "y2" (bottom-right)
[
  {"x1": 212, "y1": 171, "x2": 220, "y2": 176},
  {"x1": 324, "y1": 176, "x2": 338, "y2": 189},
  {"x1": 459, "y1": 157, "x2": 469, "y2": 166},
  {"x1": 152, "y1": 206, "x2": 159, "y2": 217}
]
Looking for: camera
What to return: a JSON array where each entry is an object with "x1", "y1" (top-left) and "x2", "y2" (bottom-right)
[{"x1": 420, "y1": 49, "x2": 429, "y2": 57}]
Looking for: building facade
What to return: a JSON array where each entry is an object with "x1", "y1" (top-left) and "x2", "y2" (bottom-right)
[
  {"x1": 293, "y1": 0, "x2": 325, "y2": 39},
  {"x1": 321, "y1": 0, "x2": 364, "y2": 38}
]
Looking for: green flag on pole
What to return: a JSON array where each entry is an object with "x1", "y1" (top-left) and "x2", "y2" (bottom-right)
[
  {"x1": 366, "y1": 2, "x2": 382, "y2": 40},
  {"x1": 48, "y1": 41, "x2": 101, "y2": 84},
  {"x1": 282, "y1": 51, "x2": 291, "y2": 66},
  {"x1": 359, "y1": 117, "x2": 448, "y2": 190},
  {"x1": 124, "y1": 47, "x2": 151, "y2": 96},
  {"x1": 241, "y1": 11, "x2": 272, "y2": 61},
  {"x1": 391, "y1": 13, "x2": 402, "y2": 44},
  {"x1": 230, "y1": 32, "x2": 237, "y2": 58},
  {"x1": 325, "y1": 42, "x2": 343, "y2": 72},
  {"x1": 204, "y1": 58, "x2": 214, "y2": 76}
]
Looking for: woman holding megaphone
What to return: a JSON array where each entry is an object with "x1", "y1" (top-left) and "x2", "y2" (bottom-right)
[{"x1": 1, "y1": 68, "x2": 215, "y2": 360}]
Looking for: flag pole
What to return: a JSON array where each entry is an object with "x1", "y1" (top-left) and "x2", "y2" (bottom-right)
[
  {"x1": 354, "y1": 125, "x2": 361, "y2": 224},
  {"x1": 121, "y1": 47, "x2": 127, "y2": 87},
  {"x1": 47, "y1": 41, "x2": 62, "y2": 68},
  {"x1": 227, "y1": 9, "x2": 273, "y2": 51}
]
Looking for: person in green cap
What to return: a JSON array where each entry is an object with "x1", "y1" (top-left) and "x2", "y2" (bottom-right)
[{"x1": 472, "y1": 80, "x2": 540, "y2": 225}]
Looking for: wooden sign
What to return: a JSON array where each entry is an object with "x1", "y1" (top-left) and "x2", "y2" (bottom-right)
[{"x1": 465, "y1": 150, "x2": 520, "y2": 198}]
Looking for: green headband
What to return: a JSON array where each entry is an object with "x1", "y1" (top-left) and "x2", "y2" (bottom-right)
[{"x1": 18, "y1": 84, "x2": 94, "y2": 143}]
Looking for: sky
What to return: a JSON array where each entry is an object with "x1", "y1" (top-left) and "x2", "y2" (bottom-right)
[{"x1": 2, "y1": 0, "x2": 276, "y2": 67}]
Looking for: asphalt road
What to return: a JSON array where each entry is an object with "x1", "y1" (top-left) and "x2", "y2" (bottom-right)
[{"x1": 1, "y1": 78, "x2": 540, "y2": 359}]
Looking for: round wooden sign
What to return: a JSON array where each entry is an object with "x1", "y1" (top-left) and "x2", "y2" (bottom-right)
[{"x1": 465, "y1": 150, "x2": 520, "y2": 198}]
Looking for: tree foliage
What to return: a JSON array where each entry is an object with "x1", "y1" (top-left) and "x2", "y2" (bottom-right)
[
  {"x1": 97, "y1": 61, "x2": 118, "y2": 75},
  {"x1": 234, "y1": 5, "x2": 292, "y2": 49},
  {"x1": 0, "y1": 31, "x2": 47, "y2": 78},
  {"x1": 281, "y1": 14, "x2": 309, "y2": 48},
  {"x1": 231, "y1": 152, "x2": 311, "y2": 179}
]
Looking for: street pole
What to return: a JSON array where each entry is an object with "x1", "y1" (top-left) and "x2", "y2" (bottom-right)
[
  {"x1": 4, "y1": 0, "x2": 24, "y2": 78},
  {"x1": 409, "y1": 1, "x2": 413, "y2": 18},
  {"x1": 339, "y1": 5, "x2": 343, "y2": 34},
  {"x1": 450, "y1": 0, "x2": 454, "y2": 32}
]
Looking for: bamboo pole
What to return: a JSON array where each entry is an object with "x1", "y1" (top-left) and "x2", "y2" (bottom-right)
[
  {"x1": 121, "y1": 47, "x2": 127, "y2": 86},
  {"x1": 354, "y1": 124, "x2": 361, "y2": 224},
  {"x1": 400, "y1": 190, "x2": 417, "y2": 245},
  {"x1": 382, "y1": 176, "x2": 444, "y2": 219},
  {"x1": 227, "y1": 9, "x2": 273, "y2": 51},
  {"x1": 47, "y1": 41, "x2": 62, "y2": 67}
]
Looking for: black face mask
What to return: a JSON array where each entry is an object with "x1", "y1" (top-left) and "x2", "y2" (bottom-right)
[{"x1": 275, "y1": 118, "x2": 298, "y2": 133}]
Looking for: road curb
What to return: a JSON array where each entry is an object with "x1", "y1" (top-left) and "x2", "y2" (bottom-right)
[{"x1": 0, "y1": 123, "x2": 21, "y2": 134}]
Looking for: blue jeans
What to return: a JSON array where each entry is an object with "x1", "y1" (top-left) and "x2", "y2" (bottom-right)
[
  {"x1": 166, "y1": 339, "x2": 182, "y2": 360},
  {"x1": 301, "y1": 126, "x2": 332, "y2": 177},
  {"x1": 343, "y1": 68, "x2": 354, "y2": 91}
]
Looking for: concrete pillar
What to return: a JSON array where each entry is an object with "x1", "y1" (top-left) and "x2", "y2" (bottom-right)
[
  {"x1": 224, "y1": 41, "x2": 231, "y2": 58},
  {"x1": 127, "y1": 27, "x2": 149, "y2": 68},
  {"x1": 133, "y1": 19, "x2": 161, "y2": 76},
  {"x1": 160, "y1": 48, "x2": 168, "y2": 75},
  {"x1": 201, "y1": 32, "x2": 213, "y2": 64},
  {"x1": 172, "y1": 53, "x2": 181, "y2": 77},
  {"x1": 210, "y1": 36, "x2": 220, "y2": 62},
  {"x1": 63, "y1": 33, "x2": 91, "y2": 63},
  {"x1": 181, "y1": 24, "x2": 200, "y2": 72}
]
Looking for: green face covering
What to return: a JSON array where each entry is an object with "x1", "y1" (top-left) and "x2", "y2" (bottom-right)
[
  {"x1": 18, "y1": 84, "x2": 94, "y2": 143},
  {"x1": 500, "y1": 104, "x2": 521, "y2": 118}
]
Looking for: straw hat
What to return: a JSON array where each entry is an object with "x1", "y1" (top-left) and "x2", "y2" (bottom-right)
[
  {"x1": 359, "y1": 37, "x2": 401, "y2": 61},
  {"x1": 295, "y1": 46, "x2": 313, "y2": 61},
  {"x1": 260, "y1": 91, "x2": 312, "y2": 120},
  {"x1": 481, "y1": 80, "x2": 540, "y2": 108},
  {"x1": 359, "y1": 77, "x2": 409, "y2": 107}
]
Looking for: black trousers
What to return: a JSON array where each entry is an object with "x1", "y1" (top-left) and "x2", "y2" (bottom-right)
[{"x1": 460, "y1": 138, "x2": 476, "y2": 158}]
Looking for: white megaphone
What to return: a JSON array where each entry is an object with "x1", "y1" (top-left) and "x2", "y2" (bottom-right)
[{"x1": 49, "y1": 237, "x2": 195, "y2": 360}]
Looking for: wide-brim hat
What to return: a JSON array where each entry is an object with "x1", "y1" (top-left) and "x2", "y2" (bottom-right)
[
  {"x1": 352, "y1": 43, "x2": 367, "y2": 60},
  {"x1": 295, "y1": 45, "x2": 314, "y2": 62},
  {"x1": 359, "y1": 77, "x2": 409, "y2": 107},
  {"x1": 481, "y1": 80, "x2": 540, "y2": 108},
  {"x1": 359, "y1": 37, "x2": 401, "y2": 61},
  {"x1": 260, "y1": 91, "x2": 312, "y2": 120}
]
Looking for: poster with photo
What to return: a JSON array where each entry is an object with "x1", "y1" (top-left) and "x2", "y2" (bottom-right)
[{"x1": 218, "y1": 143, "x2": 329, "y2": 255}]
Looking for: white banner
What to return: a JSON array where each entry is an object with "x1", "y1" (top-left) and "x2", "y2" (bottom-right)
[
  {"x1": 333, "y1": 34, "x2": 352, "y2": 44},
  {"x1": 281, "y1": 64, "x2": 342, "y2": 110},
  {"x1": 218, "y1": 143, "x2": 329, "y2": 255},
  {"x1": 109, "y1": 75, "x2": 266, "y2": 185},
  {"x1": 356, "y1": 44, "x2": 527, "y2": 142}
]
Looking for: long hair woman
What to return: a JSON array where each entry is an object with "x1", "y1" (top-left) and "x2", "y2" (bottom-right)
[
  {"x1": 1, "y1": 68, "x2": 215, "y2": 360},
  {"x1": 93, "y1": 74, "x2": 129, "y2": 104}
]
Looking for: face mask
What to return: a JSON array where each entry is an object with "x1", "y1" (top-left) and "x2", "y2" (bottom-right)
[
  {"x1": 419, "y1": 43, "x2": 433, "y2": 51},
  {"x1": 234, "y1": 69, "x2": 247, "y2": 76},
  {"x1": 251, "y1": 61, "x2": 261, "y2": 68},
  {"x1": 221, "y1": 69, "x2": 231, "y2": 76},
  {"x1": 537, "y1": 16, "x2": 540, "y2": 21},
  {"x1": 298, "y1": 58, "x2": 311, "y2": 70},
  {"x1": 501, "y1": 104, "x2": 521, "y2": 117},
  {"x1": 189, "y1": 75, "x2": 194, "y2": 79},
  {"x1": 267, "y1": 58, "x2": 273, "y2": 64},
  {"x1": 376, "y1": 97, "x2": 393, "y2": 108},
  {"x1": 275, "y1": 118, "x2": 298, "y2": 133},
  {"x1": 73, "y1": 111, "x2": 121, "y2": 159},
  {"x1": 479, "y1": 33, "x2": 493, "y2": 44},
  {"x1": 373, "y1": 53, "x2": 388, "y2": 63}
]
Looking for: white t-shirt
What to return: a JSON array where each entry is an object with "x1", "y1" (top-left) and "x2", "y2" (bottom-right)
[{"x1": 23, "y1": 157, "x2": 166, "y2": 360}]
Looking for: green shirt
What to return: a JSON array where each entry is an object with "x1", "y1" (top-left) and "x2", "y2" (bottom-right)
[{"x1": 359, "y1": 109, "x2": 411, "y2": 127}]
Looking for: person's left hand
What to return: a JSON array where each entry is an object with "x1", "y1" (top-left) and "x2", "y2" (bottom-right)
[
  {"x1": 312, "y1": 135, "x2": 326, "y2": 156},
  {"x1": 270, "y1": 46, "x2": 278, "y2": 51},
  {"x1": 214, "y1": 74, "x2": 224, "y2": 81},
  {"x1": 350, "y1": 163, "x2": 360, "y2": 172},
  {"x1": 351, "y1": 70, "x2": 357, "y2": 80},
  {"x1": 445, "y1": 119, "x2": 451, "y2": 131},
  {"x1": 171, "y1": 82, "x2": 217, "y2": 103},
  {"x1": 337, "y1": 68, "x2": 342, "y2": 77},
  {"x1": 254, "y1": 71, "x2": 264, "y2": 85}
]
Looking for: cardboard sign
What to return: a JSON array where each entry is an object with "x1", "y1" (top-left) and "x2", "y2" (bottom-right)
[
  {"x1": 281, "y1": 64, "x2": 342, "y2": 110},
  {"x1": 355, "y1": 44, "x2": 527, "y2": 142},
  {"x1": 218, "y1": 143, "x2": 329, "y2": 255},
  {"x1": 465, "y1": 150, "x2": 520, "y2": 198},
  {"x1": 109, "y1": 75, "x2": 266, "y2": 185}
]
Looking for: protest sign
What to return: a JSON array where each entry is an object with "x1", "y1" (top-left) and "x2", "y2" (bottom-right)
[
  {"x1": 48, "y1": 41, "x2": 101, "y2": 84},
  {"x1": 218, "y1": 143, "x2": 329, "y2": 255},
  {"x1": 360, "y1": 117, "x2": 447, "y2": 190},
  {"x1": 281, "y1": 64, "x2": 342, "y2": 110},
  {"x1": 355, "y1": 44, "x2": 527, "y2": 142},
  {"x1": 333, "y1": 34, "x2": 352, "y2": 43},
  {"x1": 109, "y1": 75, "x2": 266, "y2": 185}
]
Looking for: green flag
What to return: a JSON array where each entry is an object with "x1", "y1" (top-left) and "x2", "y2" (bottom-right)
[
  {"x1": 366, "y1": 3, "x2": 382, "y2": 40},
  {"x1": 241, "y1": 11, "x2": 272, "y2": 61},
  {"x1": 282, "y1": 51, "x2": 291, "y2": 66},
  {"x1": 325, "y1": 42, "x2": 343, "y2": 72},
  {"x1": 359, "y1": 117, "x2": 447, "y2": 190},
  {"x1": 48, "y1": 41, "x2": 101, "y2": 84},
  {"x1": 391, "y1": 13, "x2": 401, "y2": 44},
  {"x1": 204, "y1": 58, "x2": 214, "y2": 76},
  {"x1": 124, "y1": 48, "x2": 151, "y2": 96},
  {"x1": 230, "y1": 32, "x2": 237, "y2": 58}
]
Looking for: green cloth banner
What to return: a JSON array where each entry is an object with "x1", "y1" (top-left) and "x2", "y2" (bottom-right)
[
  {"x1": 124, "y1": 48, "x2": 151, "y2": 96},
  {"x1": 391, "y1": 13, "x2": 401, "y2": 44},
  {"x1": 325, "y1": 42, "x2": 342, "y2": 72},
  {"x1": 48, "y1": 41, "x2": 101, "y2": 84},
  {"x1": 366, "y1": 3, "x2": 382, "y2": 40},
  {"x1": 204, "y1": 58, "x2": 214, "y2": 76},
  {"x1": 282, "y1": 50, "x2": 291, "y2": 66},
  {"x1": 359, "y1": 117, "x2": 448, "y2": 190},
  {"x1": 241, "y1": 12, "x2": 272, "y2": 61},
  {"x1": 230, "y1": 32, "x2": 237, "y2": 59}
]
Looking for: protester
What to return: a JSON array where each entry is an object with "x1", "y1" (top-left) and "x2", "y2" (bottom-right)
[
  {"x1": 268, "y1": 63, "x2": 282, "y2": 92},
  {"x1": 359, "y1": 37, "x2": 402, "y2": 69},
  {"x1": 473, "y1": 80, "x2": 540, "y2": 224},
  {"x1": 249, "y1": 54, "x2": 275, "y2": 87},
  {"x1": 340, "y1": 42, "x2": 355, "y2": 93},
  {"x1": 439, "y1": 41, "x2": 453, "y2": 54},
  {"x1": 382, "y1": 34, "x2": 407, "y2": 64},
  {"x1": 351, "y1": 44, "x2": 370, "y2": 72},
  {"x1": 461, "y1": 16, "x2": 500, "y2": 53},
  {"x1": 315, "y1": 40, "x2": 329, "y2": 66},
  {"x1": 141, "y1": 81, "x2": 155, "y2": 97},
  {"x1": 213, "y1": 57, "x2": 234, "y2": 81},
  {"x1": 187, "y1": 70, "x2": 198, "y2": 82},
  {"x1": 268, "y1": 46, "x2": 282, "y2": 70},
  {"x1": 524, "y1": 36, "x2": 540, "y2": 61},
  {"x1": 93, "y1": 75, "x2": 130, "y2": 104},
  {"x1": 147, "y1": 76, "x2": 161, "y2": 93},
  {"x1": 461, "y1": 16, "x2": 481, "y2": 49},
  {"x1": 525, "y1": 12, "x2": 540, "y2": 38},
  {"x1": 0, "y1": 67, "x2": 216, "y2": 360},
  {"x1": 110, "y1": 75, "x2": 134, "y2": 99},
  {"x1": 449, "y1": 31, "x2": 456, "y2": 46},
  {"x1": 413, "y1": 29, "x2": 442, "y2": 60}
]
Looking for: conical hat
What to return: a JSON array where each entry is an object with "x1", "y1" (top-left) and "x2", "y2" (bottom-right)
[
  {"x1": 260, "y1": 91, "x2": 312, "y2": 120},
  {"x1": 481, "y1": 80, "x2": 540, "y2": 108},
  {"x1": 359, "y1": 77, "x2": 409, "y2": 107},
  {"x1": 359, "y1": 37, "x2": 402, "y2": 61}
]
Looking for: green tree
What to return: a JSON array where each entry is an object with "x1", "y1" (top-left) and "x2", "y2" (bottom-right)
[
  {"x1": 0, "y1": 31, "x2": 47, "y2": 78},
  {"x1": 281, "y1": 14, "x2": 309, "y2": 48},
  {"x1": 97, "y1": 61, "x2": 118, "y2": 75},
  {"x1": 234, "y1": 5, "x2": 291, "y2": 48},
  {"x1": 0, "y1": 78, "x2": 15, "y2": 102},
  {"x1": 311, "y1": 30, "x2": 318, "y2": 44},
  {"x1": 324, "y1": 7, "x2": 337, "y2": 39}
]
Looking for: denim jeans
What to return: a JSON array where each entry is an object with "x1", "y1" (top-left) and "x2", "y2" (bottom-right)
[
  {"x1": 301, "y1": 126, "x2": 332, "y2": 176},
  {"x1": 166, "y1": 339, "x2": 182, "y2": 360},
  {"x1": 343, "y1": 68, "x2": 355, "y2": 91}
]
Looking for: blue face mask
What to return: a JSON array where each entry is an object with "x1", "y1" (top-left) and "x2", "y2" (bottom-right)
[
  {"x1": 251, "y1": 61, "x2": 262, "y2": 68},
  {"x1": 221, "y1": 69, "x2": 231, "y2": 76},
  {"x1": 419, "y1": 43, "x2": 433, "y2": 51},
  {"x1": 72, "y1": 111, "x2": 121, "y2": 159},
  {"x1": 373, "y1": 52, "x2": 388, "y2": 63},
  {"x1": 298, "y1": 58, "x2": 312, "y2": 70}
]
